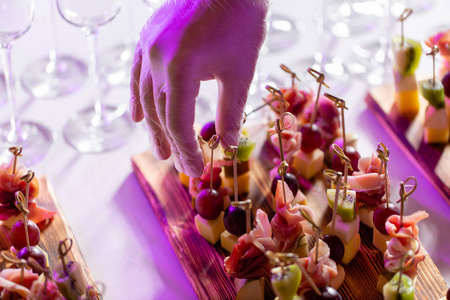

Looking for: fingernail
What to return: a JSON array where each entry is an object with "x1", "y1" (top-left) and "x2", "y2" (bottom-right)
[
  {"x1": 149, "y1": 136, "x2": 171, "y2": 160},
  {"x1": 182, "y1": 149, "x2": 204, "y2": 178}
]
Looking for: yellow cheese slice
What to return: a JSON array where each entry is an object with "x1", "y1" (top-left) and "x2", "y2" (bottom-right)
[
  {"x1": 194, "y1": 212, "x2": 225, "y2": 244},
  {"x1": 292, "y1": 148, "x2": 324, "y2": 180}
]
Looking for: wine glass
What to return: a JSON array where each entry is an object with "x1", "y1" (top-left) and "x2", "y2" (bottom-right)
[
  {"x1": 0, "y1": 0, "x2": 54, "y2": 165},
  {"x1": 100, "y1": 0, "x2": 156, "y2": 86},
  {"x1": 292, "y1": 0, "x2": 352, "y2": 95},
  {"x1": 324, "y1": 0, "x2": 384, "y2": 38},
  {"x1": 245, "y1": 9, "x2": 302, "y2": 117},
  {"x1": 57, "y1": 0, "x2": 134, "y2": 153},
  {"x1": 20, "y1": 0, "x2": 87, "y2": 99}
]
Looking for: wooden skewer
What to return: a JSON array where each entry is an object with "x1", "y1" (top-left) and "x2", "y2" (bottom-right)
[
  {"x1": 397, "y1": 176, "x2": 417, "y2": 228},
  {"x1": 332, "y1": 144, "x2": 353, "y2": 198},
  {"x1": 8, "y1": 146, "x2": 22, "y2": 174},
  {"x1": 280, "y1": 64, "x2": 301, "y2": 89},
  {"x1": 307, "y1": 68, "x2": 329, "y2": 128},
  {"x1": 58, "y1": 238, "x2": 74, "y2": 276},
  {"x1": 398, "y1": 8, "x2": 413, "y2": 47},
  {"x1": 426, "y1": 45, "x2": 439, "y2": 86},
  {"x1": 225, "y1": 146, "x2": 239, "y2": 202},
  {"x1": 15, "y1": 191, "x2": 30, "y2": 252},
  {"x1": 1, "y1": 250, "x2": 27, "y2": 284},
  {"x1": 207, "y1": 135, "x2": 220, "y2": 193},
  {"x1": 324, "y1": 169, "x2": 343, "y2": 235},
  {"x1": 325, "y1": 93, "x2": 348, "y2": 150}
]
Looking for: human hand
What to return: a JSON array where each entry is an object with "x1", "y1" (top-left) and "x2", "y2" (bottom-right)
[{"x1": 130, "y1": 0, "x2": 268, "y2": 178}]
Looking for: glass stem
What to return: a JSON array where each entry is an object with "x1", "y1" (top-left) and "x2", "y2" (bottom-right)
[
  {"x1": 84, "y1": 27, "x2": 103, "y2": 124},
  {"x1": 1, "y1": 44, "x2": 20, "y2": 141},
  {"x1": 316, "y1": 0, "x2": 326, "y2": 68},
  {"x1": 125, "y1": 0, "x2": 135, "y2": 47},
  {"x1": 48, "y1": 0, "x2": 59, "y2": 67}
]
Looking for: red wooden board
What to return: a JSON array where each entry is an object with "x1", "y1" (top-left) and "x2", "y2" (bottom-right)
[
  {"x1": 132, "y1": 148, "x2": 448, "y2": 300},
  {"x1": 365, "y1": 86, "x2": 450, "y2": 205},
  {"x1": 0, "y1": 176, "x2": 101, "y2": 297}
]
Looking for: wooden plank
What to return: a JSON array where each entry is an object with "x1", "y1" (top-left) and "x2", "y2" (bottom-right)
[
  {"x1": 0, "y1": 176, "x2": 100, "y2": 296},
  {"x1": 365, "y1": 86, "x2": 450, "y2": 205},
  {"x1": 132, "y1": 150, "x2": 448, "y2": 300}
]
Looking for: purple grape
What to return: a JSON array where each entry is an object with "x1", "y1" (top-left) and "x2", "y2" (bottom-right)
[
  {"x1": 300, "y1": 123, "x2": 322, "y2": 153},
  {"x1": 304, "y1": 286, "x2": 343, "y2": 299},
  {"x1": 200, "y1": 121, "x2": 216, "y2": 141},
  {"x1": 331, "y1": 146, "x2": 360, "y2": 175},
  {"x1": 373, "y1": 202, "x2": 400, "y2": 235},
  {"x1": 195, "y1": 189, "x2": 223, "y2": 220},
  {"x1": 224, "y1": 206, "x2": 253, "y2": 236},
  {"x1": 442, "y1": 72, "x2": 450, "y2": 98},
  {"x1": 10, "y1": 220, "x2": 40, "y2": 250},
  {"x1": 17, "y1": 246, "x2": 47, "y2": 274},
  {"x1": 322, "y1": 234, "x2": 345, "y2": 265},
  {"x1": 271, "y1": 172, "x2": 299, "y2": 197}
]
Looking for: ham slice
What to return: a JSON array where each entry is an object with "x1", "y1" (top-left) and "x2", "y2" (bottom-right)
[
  {"x1": 265, "y1": 87, "x2": 312, "y2": 117},
  {"x1": 302, "y1": 97, "x2": 340, "y2": 147},
  {"x1": 384, "y1": 211, "x2": 429, "y2": 278},
  {"x1": 0, "y1": 157, "x2": 39, "y2": 207},
  {"x1": 1, "y1": 201, "x2": 57, "y2": 228},
  {"x1": 298, "y1": 240, "x2": 338, "y2": 290},
  {"x1": 189, "y1": 160, "x2": 232, "y2": 198},
  {"x1": 271, "y1": 181, "x2": 314, "y2": 252},
  {"x1": 29, "y1": 278, "x2": 65, "y2": 300},
  {"x1": 0, "y1": 268, "x2": 39, "y2": 298},
  {"x1": 269, "y1": 114, "x2": 302, "y2": 163},
  {"x1": 348, "y1": 154, "x2": 388, "y2": 209},
  {"x1": 224, "y1": 209, "x2": 276, "y2": 279}
]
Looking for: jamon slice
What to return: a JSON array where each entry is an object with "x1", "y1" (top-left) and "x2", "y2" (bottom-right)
[
  {"x1": 384, "y1": 211, "x2": 429, "y2": 279},
  {"x1": 298, "y1": 240, "x2": 339, "y2": 290},
  {"x1": 0, "y1": 268, "x2": 39, "y2": 298},
  {"x1": 1, "y1": 201, "x2": 57, "y2": 228},
  {"x1": 271, "y1": 181, "x2": 314, "y2": 253},
  {"x1": 224, "y1": 209, "x2": 275, "y2": 279},
  {"x1": 0, "y1": 157, "x2": 39, "y2": 207}
]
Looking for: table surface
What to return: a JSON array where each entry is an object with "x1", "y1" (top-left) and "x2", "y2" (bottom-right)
[{"x1": 1, "y1": 0, "x2": 449, "y2": 299}]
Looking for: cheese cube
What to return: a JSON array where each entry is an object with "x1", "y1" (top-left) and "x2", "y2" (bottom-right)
[
  {"x1": 373, "y1": 227, "x2": 391, "y2": 254},
  {"x1": 178, "y1": 172, "x2": 190, "y2": 188},
  {"x1": 425, "y1": 127, "x2": 450, "y2": 144},
  {"x1": 329, "y1": 265, "x2": 346, "y2": 290},
  {"x1": 223, "y1": 172, "x2": 251, "y2": 196},
  {"x1": 395, "y1": 90, "x2": 419, "y2": 119},
  {"x1": 291, "y1": 149, "x2": 324, "y2": 180},
  {"x1": 393, "y1": 71, "x2": 419, "y2": 118},
  {"x1": 357, "y1": 207, "x2": 374, "y2": 228},
  {"x1": 294, "y1": 235, "x2": 309, "y2": 258},
  {"x1": 424, "y1": 105, "x2": 449, "y2": 144},
  {"x1": 377, "y1": 273, "x2": 390, "y2": 294},
  {"x1": 220, "y1": 230, "x2": 240, "y2": 253},
  {"x1": 341, "y1": 233, "x2": 361, "y2": 265},
  {"x1": 323, "y1": 215, "x2": 360, "y2": 245},
  {"x1": 235, "y1": 278, "x2": 265, "y2": 300},
  {"x1": 377, "y1": 269, "x2": 395, "y2": 293},
  {"x1": 194, "y1": 212, "x2": 225, "y2": 244}
]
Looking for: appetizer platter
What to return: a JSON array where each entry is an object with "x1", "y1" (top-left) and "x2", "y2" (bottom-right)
[
  {"x1": 132, "y1": 53, "x2": 449, "y2": 299},
  {"x1": 366, "y1": 19, "x2": 450, "y2": 205},
  {"x1": 0, "y1": 147, "x2": 101, "y2": 299},
  {"x1": 132, "y1": 149, "x2": 448, "y2": 299},
  {"x1": 365, "y1": 85, "x2": 450, "y2": 204}
]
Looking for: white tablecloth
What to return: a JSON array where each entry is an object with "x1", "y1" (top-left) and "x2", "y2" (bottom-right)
[{"x1": 2, "y1": 0, "x2": 449, "y2": 299}]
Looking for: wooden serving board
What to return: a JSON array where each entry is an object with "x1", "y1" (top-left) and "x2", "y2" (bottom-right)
[
  {"x1": 0, "y1": 176, "x2": 100, "y2": 296},
  {"x1": 366, "y1": 86, "x2": 450, "y2": 205},
  {"x1": 132, "y1": 148, "x2": 448, "y2": 300}
]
